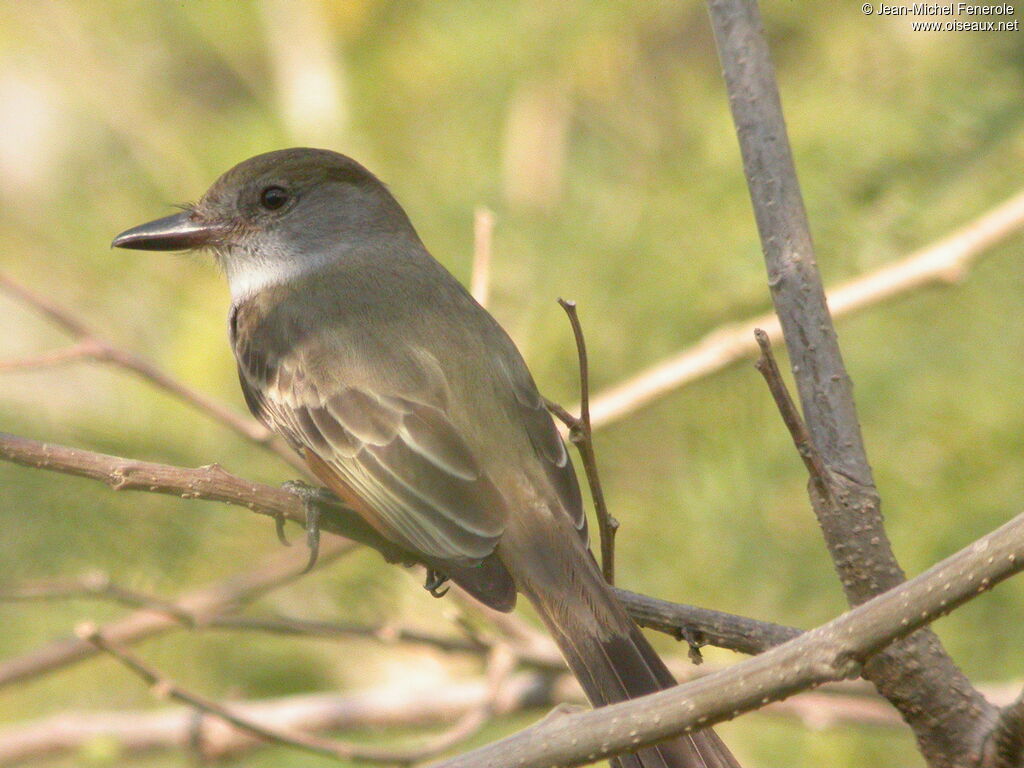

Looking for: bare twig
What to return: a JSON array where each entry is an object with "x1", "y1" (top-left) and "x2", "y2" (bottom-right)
[
  {"x1": 0, "y1": 341, "x2": 99, "y2": 372},
  {"x1": 0, "y1": 431, "x2": 810, "y2": 659},
  {"x1": 0, "y1": 572, "x2": 195, "y2": 625},
  {"x1": 5, "y1": 671, "x2": 1022, "y2": 765},
  {"x1": 433, "y1": 508, "x2": 1024, "y2": 768},
  {"x1": 752, "y1": 329, "x2": 837, "y2": 509},
  {"x1": 0, "y1": 542, "x2": 352, "y2": 689},
  {"x1": 81, "y1": 623, "x2": 521, "y2": 766},
  {"x1": 706, "y1": 1, "x2": 994, "y2": 763},
  {"x1": 585, "y1": 188, "x2": 1024, "y2": 430},
  {"x1": 0, "y1": 672, "x2": 573, "y2": 765},
  {"x1": 78, "y1": 623, "x2": 410, "y2": 764},
  {"x1": 554, "y1": 298, "x2": 617, "y2": 584},
  {"x1": 471, "y1": 207, "x2": 495, "y2": 306},
  {"x1": 0, "y1": 571, "x2": 496, "y2": 657},
  {"x1": 613, "y1": 587, "x2": 801, "y2": 657},
  {"x1": 385, "y1": 644, "x2": 518, "y2": 764},
  {"x1": 209, "y1": 614, "x2": 490, "y2": 656},
  {"x1": 0, "y1": 431, "x2": 409, "y2": 563},
  {"x1": 0, "y1": 272, "x2": 304, "y2": 472}
]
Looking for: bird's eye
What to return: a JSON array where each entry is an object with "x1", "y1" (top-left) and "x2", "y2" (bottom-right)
[{"x1": 259, "y1": 186, "x2": 290, "y2": 211}]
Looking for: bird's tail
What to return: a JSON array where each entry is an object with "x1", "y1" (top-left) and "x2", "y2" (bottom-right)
[{"x1": 512, "y1": 530, "x2": 741, "y2": 768}]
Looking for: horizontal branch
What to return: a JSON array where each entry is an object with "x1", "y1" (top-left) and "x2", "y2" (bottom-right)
[
  {"x1": 0, "y1": 572, "x2": 495, "y2": 658},
  {"x1": 614, "y1": 588, "x2": 800, "y2": 656},
  {"x1": 432, "y1": 509, "x2": 1024, "y2": 768},
  {"x1": 0, "y1": 431, "x2": 407, "y2": 562},
  {"x1": 586, "y1": 188, "x2": 1024, "y2": 429},
  {"x1": 0, "y1": 431, "x2": 796, "y2": 658}
]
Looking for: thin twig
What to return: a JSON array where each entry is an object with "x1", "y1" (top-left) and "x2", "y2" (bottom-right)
[
  {"x1": 79, "y1": 624, "x2": 412, "y2": 764},
  {"x1": 82, "y1": 623, "x2": 521, "y2": 766},
  {"x1": 433, "y1": 507, "x2": 1024, "y2": 767},
  {"x1": 752, "y1": 329, "x2": 837, "y2": 510},
  {"x1": 0, "y1": 672, "x2": 570, "y2": 764},
  {"x1": 0, "y1": 272, "x2": 304, "y2": 472},
  {"x1": 207, "y1": 614, "x2": 489, "y2": 656},
  {"x1": 585, "y1": 188, "x2": 1024, "y2": 430},
  {"x1": 382, "y1": 644, "x2": 518, "y2": 764},
  {"x1": 0, "y1": 430, "x2": 808, "y2": 658},
  {"x1": 0, "y1": 542, "x2": 353, "y2": 690},
  {"x1": 555, "y1": 298, "x2": 617, "y2": 584},
  {"x1": 0, "y1": 573, "x2": 495, "y2": 656},
  {"x1": 0, "y1": 341, "x2": 99, "y2": 372},
  {"x1": 0, "y1": 572, "x2": 195, "y2": 626},
  {"x1": 471, "y1": 207, "x2": 495, "y2": 307}
]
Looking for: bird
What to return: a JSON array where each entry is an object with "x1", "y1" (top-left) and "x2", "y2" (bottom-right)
[{"x1": 113, "y1": 148, "x2": 741, "y2": 768}]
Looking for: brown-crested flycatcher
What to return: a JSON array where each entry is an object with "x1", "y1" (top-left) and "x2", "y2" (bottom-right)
[{"x1": 114, "y1": 148, "x2": 740, "y2": 768}]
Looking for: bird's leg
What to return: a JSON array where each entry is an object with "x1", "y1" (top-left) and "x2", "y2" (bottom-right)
[
  {"x1": 423, "y1": 569, "x2": 450, "y2": 598},
  {"x1": 281, "y1": 480, "x2": 329, "y2": 573},
  {"x1": 674, "y1": 626, "x2": 707, "y2": 665}
]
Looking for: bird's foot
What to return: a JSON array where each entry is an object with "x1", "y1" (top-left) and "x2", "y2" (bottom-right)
[
  {"x1": 674, "y1": 626, "x2": 706, "y2": 665},
  {"x1": 281, "y1": 480, "x2": 328, "y2": 574},
  {"x1": 423, "y1": 569, "x2": 450, "y2": 599}
]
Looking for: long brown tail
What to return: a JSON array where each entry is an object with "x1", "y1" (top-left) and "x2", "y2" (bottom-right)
[{"x1": 506, "y1": 526, "x2": 741, "y2": 768}]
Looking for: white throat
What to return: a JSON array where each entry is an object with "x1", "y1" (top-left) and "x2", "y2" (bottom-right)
[{"x1": 224, "y1": 249, "x2": 334, "y2": 303}]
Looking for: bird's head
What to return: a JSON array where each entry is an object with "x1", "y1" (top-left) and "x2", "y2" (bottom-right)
[{"x1": 113, "y1": 148, "x2": 419, "y2": 299}]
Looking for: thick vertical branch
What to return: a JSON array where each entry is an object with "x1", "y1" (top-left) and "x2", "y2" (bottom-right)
[{"x1": 705, "y1": 1, "x2": 995, "y2": 765}]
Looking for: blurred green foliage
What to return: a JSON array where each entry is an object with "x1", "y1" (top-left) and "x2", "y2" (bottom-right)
[{"x1": 1, "y1": 1, "x2": 1022, "y2": 766}]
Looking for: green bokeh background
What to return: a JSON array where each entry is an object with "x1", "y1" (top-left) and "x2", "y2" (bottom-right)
[{"x1": 1, "y1": 2, "x2": 1022, "y2": 766}]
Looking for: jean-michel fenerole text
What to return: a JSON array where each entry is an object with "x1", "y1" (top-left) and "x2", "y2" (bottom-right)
[{"x1": 873, "y1": 3, "x2": 1014, "y2": 14}]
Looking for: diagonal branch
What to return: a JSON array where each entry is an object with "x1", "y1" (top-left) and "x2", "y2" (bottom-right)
[
  {"x1": 0, "y1": 431, "x2": 797, "y2": 659},
  {"x1": 706, "y1": 1, "x2": 995, "y2": 764},
  {"x1": 432, "y1": 509, "x2": 1024, "y2": 768},
  {"x1": 585, "y1": 187, "x2": 1024, "y2": 430},
  {"x1": 3, "y1": 673, "x2": 1022, "y2": 764},
  {"x1": 0, "y1": 541, "x2": 353, "y2": 690},
  {"x1": 0, "y1": 272, "x2": 304, "y2": 472},
  {"x1": 79, "y1": 623, "x2": 478, "y2": 765}
]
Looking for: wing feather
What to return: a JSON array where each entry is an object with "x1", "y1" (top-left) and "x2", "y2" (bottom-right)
[
  {"x1": 500, "y1": 353, "x2": 586, "y2": 536},
  {"x1": 238, "y1": 348, "x2": 508, "y2": 563}
]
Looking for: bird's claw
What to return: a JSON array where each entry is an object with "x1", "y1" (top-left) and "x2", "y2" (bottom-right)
[
  {"x1": 281, "y1": 480, "x2": 325, "y2": 573},
  {"x1": 274, "y1": 513, "x2": 291, "y2": 546},
  {"x1": 424, "y1": 569, "x2": 450, "y2": 598},
  {"x1": 674, "y1": 626, "x2": 706, "y2": 665},
  {"x1": 302, "y1": 503, "x2": 321, "y2": 574}
]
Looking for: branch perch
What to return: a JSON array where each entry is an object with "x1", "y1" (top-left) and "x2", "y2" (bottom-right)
[
  {"x1": 585, "y1": 187, "x2": 1024, "y2": 430},
  {"x1": 0, "y1": 431, "x2": 798, "y2": 659},
  {"x1": 0, "y1": 540, "x2": 353, "y2": 690},
  {"x1": 0, "y1": 272, "x2": 304, "y2": 472},
  {"x1": 706, "y1": 0, "x2": 995, "y2": 763},
  {"x1": 433, "y1": 508, "x2": 1024, "y2": 768}
]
